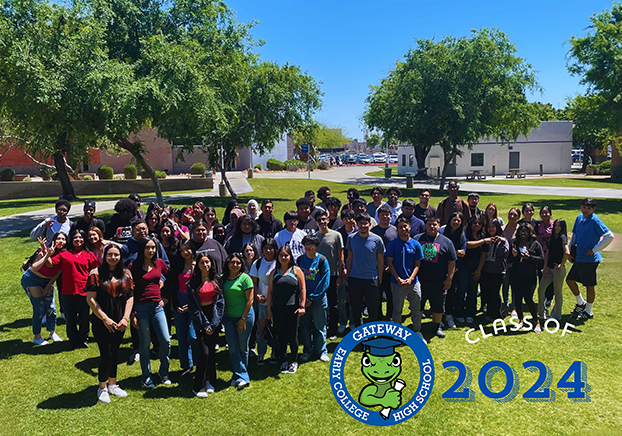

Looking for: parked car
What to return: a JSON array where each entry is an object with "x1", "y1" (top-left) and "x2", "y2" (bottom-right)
[
  {"x1": 388, "y1": 155, "x2": 398, "y2": 163},
  {"x1": 371, "y1": 152, "x2": 386, "y2": 163},
  {"x1": 356, "y1": 154, "x2": 371, "y2": 165},
  {"x1": 345, "y1": 154, "x2": 357, "y2": 164}
]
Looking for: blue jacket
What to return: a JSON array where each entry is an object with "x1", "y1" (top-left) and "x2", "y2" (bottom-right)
[{"x1": 296, "y1": 254, "x2": 330, "y2": 301}]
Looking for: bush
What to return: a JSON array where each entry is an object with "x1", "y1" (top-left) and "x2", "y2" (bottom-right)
[
  {"x1": 83, "y1": 175, "x2": 93, "y2": 181},
  {"x1": 51, "y1": 171, "x2": 59, "y2": 181},
  {"x1": 40, "y1": 167, "x2": 53, "y2": 181},
  {"x1": 254, "y1": 164, "x2": 261, "y2": 170},
  {"x1": 22, "y1": 176, "x2": 32, "y2": 182},
  {"x1": 283, "y1": 159, "x2": 306, "y2": 166},
  {"x1": 141, "y1": 168, "x2": 166, "y2": 179},
  {"x1": 0, "y1": 167, "x2": 15, "y2": 181},
  {"x1": 156, "y1": 170, "x2": 167, "y2": 179},
  {"x1": 123, "y1": 164, "x2": 137, "y2": 179},
  {"x1": 316, "y1": 161, "x2": 330, "y2": 171},
  {"x1": 140, "y1": 168, "x2": 149, "y2": 178},
  {"x1": 97, "y1": 165, "x2": 114, "y2": 180},
  {"x1": 190, "y1": 162, "x2": 206, "y2": 176},
  {"x1": 266, "y1": 158, "x2": 285, "y2": 171},
  {"x1": 588, "y1": 160, "x2": 612, "y2": 175}
]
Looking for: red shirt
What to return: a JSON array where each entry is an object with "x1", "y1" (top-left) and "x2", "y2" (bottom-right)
[
  {"x1": 37, "y1": 252, "x2": 62, "y2": 278},
  {"x1": 130, "y1": 258, "x2": 169, "y2": 303},
  {"x1": 49, "y1": 250, "x2": 99, "y2": 296}
]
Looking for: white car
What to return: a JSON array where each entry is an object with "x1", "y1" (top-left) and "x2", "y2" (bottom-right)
[
  {"x1": 371, "y1": 153, "x2": 386, "y2": 163},
  {"x1": 388, "y1": 155, "x2": 398, "y2": 163}
]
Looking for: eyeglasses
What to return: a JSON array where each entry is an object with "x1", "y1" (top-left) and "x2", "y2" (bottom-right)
[
  {"x1": 419, "y1": 194, "x2": 429, "y2": 198},
  {"x1": 57, "y1": 208, "x2": 68, "y2": 213}
]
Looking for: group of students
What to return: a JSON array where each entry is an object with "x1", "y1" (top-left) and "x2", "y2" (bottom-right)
[{"x1": 20, "y1": 184, "x2": 613, "y2": 402}]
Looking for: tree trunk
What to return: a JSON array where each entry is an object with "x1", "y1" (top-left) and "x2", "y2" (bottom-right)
[
  {"x1": 218, "y1": 152, "x2": 237, "y2": 198},
  {"x1": 115, "y1": 137, "x2": 164, "y2": 206},
  {"x1": 612, "y1": 140, "x2": 622, "y2": 179},
  {"x1": 581, "y1": 153, "x2": 589, "y2": 173},
  {"x1": 414, "y1": 145, "x2": 431, "y2": 179},
  {"x1": 54, "y1": 151, "x2": 76, "y2": 200},
  {"x1": 438, "y1": 146, "x2": 457, "y2": 192}
]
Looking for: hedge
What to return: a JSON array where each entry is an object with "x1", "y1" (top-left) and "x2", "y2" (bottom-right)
[
  {"x1": 123, "y1": 164, "x2": 138, "y2": 180},
  {"x1": 1, "y1": 167, "x2": 15, "y2": 181},
  {"x1": 190, "y1": 162, "x2": 206, "y2": 176},
  {"x1": 266, "y1": 158, "x2": 285, "y2": 171},
  {"x1": 97, "y1": 165, "x2": 114, "y2": 180}
]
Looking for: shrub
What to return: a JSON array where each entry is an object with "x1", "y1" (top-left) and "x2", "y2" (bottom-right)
[
  {"x1": 156, "y1": 170, "x2": 167, "y2": 179},
  {"x1": 1, "y1": 167, "x2": 15, "y2": 181},
  {"x1": 316, "y1": 161, "x2": 330, "y2": 170},
  {"x1": 83, "y1": 175, "x2": 93, "y2": 181},
  {"x1": 254, "y1": 164, "x2": 261, "y2": 170},
  {"x1": 40, "y1": 167, "x2": 53, "y2": 181},
  {"x1": 266, "y1": 158, "x2": 285, "y2": 171},
  {"x1": 190, "y1": 162, "x2": 206, "y2": 176},
  {"x1": 22, "y1": 176, "x2": 32, "y2": 182},
  {"x1": 140, "y1": 168, "x2": 149, "y2": 178},
  {"x1": 589, "y1": 160, "x2": 612, "y2": 175},
  {"x1": 51, "y1": 171, "x2": 59, "y2": 181},
  {"x1": 123, "y1": 164, "x2": 137, "y2": 179},
  {"x1": 283, "y1": 159, "x2": 306, "y2": 166},
  {"x1": 97, "y1": 165, "x2": 114, "y2": 180}
]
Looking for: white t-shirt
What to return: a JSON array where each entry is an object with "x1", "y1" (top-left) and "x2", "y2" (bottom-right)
[
  {"x1": 249, "y1": 257, "x2": 277, "y2": 305},
  {"x1": 274, "y1": 228, "x2": 306, "y2": 260}
]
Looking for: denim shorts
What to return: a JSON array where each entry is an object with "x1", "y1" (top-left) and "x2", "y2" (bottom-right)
[
  {"x1": 21, "y1": 269, "x2": 52, "y2": 296},
  {"x1": 256, "y1": 304, "x2": 268, "y2": 321}
]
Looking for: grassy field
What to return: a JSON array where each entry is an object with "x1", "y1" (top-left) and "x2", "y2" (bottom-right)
[
  {"x1": 366, "y1": 167, "x2": 402, "y2": 178},
  {"x1": 0, "y1": 189, "x2": 212, "y2": 218},
  {"x1": 1, "y1": 179, "x2": 620, "y2": 435}
]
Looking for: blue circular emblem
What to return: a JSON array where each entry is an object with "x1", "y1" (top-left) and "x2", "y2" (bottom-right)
[{"x1": 329, "y1": 321, "x2": 434, "y2": 426}]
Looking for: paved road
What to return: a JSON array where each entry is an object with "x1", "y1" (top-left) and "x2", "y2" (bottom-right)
[{"x1": 0, "y1": 173, "x2": 252, "y2": 239}]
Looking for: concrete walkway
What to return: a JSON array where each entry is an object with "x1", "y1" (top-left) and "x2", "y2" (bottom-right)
[
  {"x1": 0, "y1": 172, "x2": 252, "y2": 239},
  {"x1": 254, "y1": 166, "x2": 622, "y2": 199}
]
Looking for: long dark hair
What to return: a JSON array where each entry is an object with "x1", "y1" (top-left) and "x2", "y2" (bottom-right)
[
  {"x1": 486, "y1": 219, "x2": 503, "y2": 238},
  {"x1": 443, "y1": 212, "x2": 465, "y2": 249},
  {"x1": 212, "y1": 224, "x2": 227, "y2": 245},
  {"x1": 188, "y1": 252, "x2": 221, "y2": 293},
  {"x1": 552, "y1": 218, "x2": 567, "y2": 240},
  {"x1": 276, "y1": 246, "x2": 295, "y2": 268},
  {"x1": 97, "y1": 245, "x2": 132, "y2": 293},
  {"x1": 131, "y1": 237, "x2": 157, "y2": 281},
  {"x1": 69, "y1": 229, "x2": 89, "y2": 252},
  {"x1": 466, "y1": 215, "x2": 485, "y2": 241},
  {"x1": 235, "y1": 214, "x2": 259, "y2": 237},
  {"x1": 222, "y1": 200, "x2": 239, "y2": 226},
  {"x1": 513, "y1": 222, "x2": 537, "y2": 246},
  {"x1": 223, "y1": 252, "x2": 246, "y2": 280}
]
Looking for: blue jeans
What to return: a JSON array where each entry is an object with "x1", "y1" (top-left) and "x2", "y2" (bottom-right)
[
  {"x1": 21, "y1": 270, "x2": 56, "y2": 335},
  {"x1": 135, "y1": 302, "x2": 171, "y2": 383},
  {"x1": 300, "y1": 294, "x2": 328, "y2": 357},
  {"x1": 174, "y1": 311, "x2": 197, "y2": 371},
  {"x1": 223, "y1": 309, "x2": 255, "y2": 385},
  {"x1": 457, "y1": 259, "x2": 480, "y2": 318}
]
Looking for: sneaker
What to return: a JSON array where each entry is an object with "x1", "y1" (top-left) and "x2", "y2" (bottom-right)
[
  {"x1": 286, "y1": 362, "x2": 298, "y2": 374},
  {"x1": 193, "y1": 388, "x2": 208, "y2": 398},
  {"x1": 455, "y1": 317, "x2": 465, "y2": 323},
  {"x1": 181, "y1": 367, "x2": 193, "y2": 377},
  {"x1": 107, "y1": 384, "x2": 128, "y2": 398},
  {"x1": 128, "y1": 350, "x2": 139, "y2": 365},
  {"x1": 511, "y1": 309, "x2": 518, "y2": 318},
  {"x1": 576, "y1": 311, "x2": 593, "y2": 321},
  {"x1": 205, "y1": 382, "x2": 215, "y2": 394},
  {"x1": 571, "y1": 303, "x2": 587, "y2": 316},
  {"x1": 257, "y1": 356, "x2": 265, "y2": 366},
  {"x1": 299, "y1": 354, "x2": 310, "y2": 362},
  {"x1": 97, "y1": 387, "x2": 111, "y2": 403},
  {"x1": 141, "y1": 379, "x2": 155, "y2": 389},
  {"x1": 337, "y1": 325, "x2": 346, "y2": 335},
  {"x1": 446, "y1": 315, "x2": 456, "y2": 328},
  {"x1": 436, "y1": 326, "x2": 446, "y2": 339},
  {"x1": 279, "y1": 362, "x2": 290, "y2": 373},
  {"x1": 32, "y1": 337, "x2": 48, "y2": 346},
  {"x1": 236, "y1": 380, "x2": 248, "y2": 391},
  {"x1": 48, "y1": 332, "x2": 63, "y2": 342},
  {"x1": 416, "y1": 331, "x2": 427, "y2": 344},
  {"x1": 466, "y1": 317, "x2": 474, "y2": 324},
  {"x1": 328, "y1": 335, "x2": 338, "y2": 341},
  {"x1": 534, "y1": 325, "x2": 542, "y2": 334},
  {"x1": 544, "y1": 299, "x2": 552, "y2": 309},
  {"x1": 160, "y1": 375, "x2": 172, "y2": 385},
  {"x1": 320, "y1": 354, "x2": 330, "y2": 362},
  {"x1": 214, "y1": 343, "x2": 220, "y2": 351}
]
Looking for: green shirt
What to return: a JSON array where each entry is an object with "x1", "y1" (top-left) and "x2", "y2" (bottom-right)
[{"x1": 223, "y1": 273, "x2": 253, "y2": 318}]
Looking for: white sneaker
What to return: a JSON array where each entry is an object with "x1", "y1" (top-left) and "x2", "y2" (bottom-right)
[
  {"x1": 48, "y1": 332, "x2": 63, "y2": 342},
  {"x1": 107, "y1": 384, "x2": 128, "y2": 398},
  {"x1": 286, "y1": 362, "x2": 298, "y2": 374},
  {"x1": 32, "y1": 337, "x2": 48, "y2": 346},
  {"x1": 194, "y1": 388, "x2": 208, "y2": 398},
  {"x1": 205, "y1": 382, "x2": 215, "y2": 394},
  {"x1": 446, "y1": 315, "x2": 456, "y2": 329},
  {"x1": 97, "y1": 387, "x2": 111, "y2": 403},
  {"x1": 320, "y1": 354, "x2": 330, "y2": 362},
  {"x1": 416, "y1": 331, "x2": 427, "y2": 344}
]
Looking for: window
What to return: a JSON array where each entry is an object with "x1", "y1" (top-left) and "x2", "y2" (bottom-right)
[
  {"x1": 471, "y1": 153, "x2": 484, "y2": 167},
  {"x1": 409, "y1": 154, "x2": 414, "y2": 167},
  {"x1": 402, "y1": 154, "x2": 406, "y2": 166}
]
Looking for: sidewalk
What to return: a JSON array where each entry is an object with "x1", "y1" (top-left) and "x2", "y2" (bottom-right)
[{"x1": 0, "y1": 172, "x2": 252, "y2": 239}]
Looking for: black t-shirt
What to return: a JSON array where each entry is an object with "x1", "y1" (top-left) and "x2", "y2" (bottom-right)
[
  {"x1": 337, "y1": 226, "x2": 357, "y2": 262},
  {"x1": 72, "y1": 218, "x2": 106, "y2": 235},
  {"x1": 195, "y1": 239, "x2": 228, "y2": 275},
  {"x1": 413, "y1": 232, "x2": 457, "y2": 281},
  {"x1": 547, "y1": 235, "x2": 567, "y2": 268},
  {"x1": 465, "y1": 232, "x2": 484, "y2": 261},
  {"x1": 414, "y1": 204, "x2": 437, "y2": 222},
  {"x1": 256, "y1": 215, "x2": 283, "y2": 239},
  {"x1": 371, "y1": 225, "x2": 398, "y2": 247}
]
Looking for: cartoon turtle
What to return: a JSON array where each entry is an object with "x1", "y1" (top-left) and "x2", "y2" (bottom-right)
[{"x1": 358, "y1": 337, "x2": 406, "y2": 419}]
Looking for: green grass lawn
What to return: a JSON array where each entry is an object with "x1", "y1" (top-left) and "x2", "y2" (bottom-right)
[
  {"x1": 366, "y1": 167, "x2": 402, "y2": 178},
  {"x1": 0, "y1": 189, "x2": 212, "y2": 218},
  {"x1": 481, "y1": 177, "x2": 622, "y2": 189},
  {"x1": 1, "y1": 179, "x2": 621, "y2": 435}
]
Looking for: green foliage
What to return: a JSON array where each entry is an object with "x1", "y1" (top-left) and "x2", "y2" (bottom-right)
[
  {"x1": 123, "y1": 164, "x2": 137, "y2": 180},
  {"x1": 39, "y1": 167, "x2": 52, "y2": 181},
  {"x1": 254, "y1": 164, "x2": 261, "y2": 170},
  {"x1": 22, "y1": 176, "x2": 31, "y2": 182},
  {"x1": 140, "y1": 168, "x2": 149, "y2": 179},
  {"x1": 283, "y1": 159, "x2": 305, "y2": 166},
  {"x1": 589, "y1": 160, "x2": 612, "y2": 175},
  {"x1": 531, "y1": 102, "x2": 560, "y2": 121},
  {"x1": 82, "y1": 175, "x2": 93, "y2": 181},
  {"x1": 366, "y1": 132, "x2": 382, "y2": 148},
  {"x1": 316, "y1": 161, "x2": 330, "y2": 170},
  {"x1": 266, "y1": 158, "x2": 285, "y2": 170},
  {"x1": 292, "y1": 122, "x2": 349, "y2": 158},
  {"x1": 190, "y1": 162, "x2": 206, "y2": 176},
  {"x1": 51, "y1": 172, "x2": 59, "y2": 181},
  {"x1": 155, "y1": 170, "x2": 167, "y2": 179},
  {"x1": 0, "y1": 167, "x2": 15, "y2": 181},
  {"x1": 97, "y1": 165, "x2": 114, "y2": 180}
]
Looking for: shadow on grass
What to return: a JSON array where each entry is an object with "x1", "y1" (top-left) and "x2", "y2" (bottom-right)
[
  {"x1": 0, "y1": 338, "x2": 70, "y2": 360},
  {"x1": 38, "y1": 386, "x2": 99, "y2": 409},
  {"x1": 0, "y1": 318, "x2": 32, "y2": 332}
]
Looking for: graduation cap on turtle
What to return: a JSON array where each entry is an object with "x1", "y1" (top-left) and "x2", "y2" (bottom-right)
[{"x1": 362, "y1": 337, "x2": 404, "y2": 357}]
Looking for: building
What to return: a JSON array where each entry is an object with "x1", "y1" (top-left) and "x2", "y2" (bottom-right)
[{"x1": 397, "y1": 121, "x2": 573, "y2": 177}]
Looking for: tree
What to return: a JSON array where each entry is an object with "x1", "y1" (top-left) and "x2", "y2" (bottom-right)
[
  {"x1": 293, "y1": 122, "x2": 349, "y2": 159},
  {"x1": 531, "y1": 102, "x2": 559, "y2": 121},
  {"x1": 567, "y1": 3, "x2": 622, "y2": 178},
  {"x1": 364, "y1": 28, "x2": 541, "y2": 188},
  {"x1": 365, "y1": 132, "x2": 382, "y2": 148}
]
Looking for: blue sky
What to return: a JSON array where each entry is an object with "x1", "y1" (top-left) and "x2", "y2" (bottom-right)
[{"x1": 228, "y1": 0, "x2": 614, "y2": 141}]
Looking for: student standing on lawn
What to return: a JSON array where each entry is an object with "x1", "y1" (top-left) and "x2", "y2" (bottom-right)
[
  {"x1": 502, "y1": 207, "x2": 521, "y2": 314},
  {"x1": 366, "y1": 186, "x2": 384, "y2": 218},
  {"x1": 275, "y1": 211, "x2": 307, "y2": 261},
  {"x1": 298, "y1": 235, "x2": 330, "y2": 362},
  {"x1": 567, "y1": 198, "x2": 614, "y2": 321},
  {"x1": 439, "y1": 212, "x2": 466, "y2": 329},
  {"x1": 372, "y1": 205, "x2": 398, "y2": 321},
  {"x1": 187, "y1": 252, "x2": 224, "y2": 398},
  {"x1": 414, "y1": 217, "x2": 457, "y2": 339},
  {"x1": 474, "y1": 219, "x2": 508, "y2": 322},
  {"x1": 315, "y1": 186, "x2": 332, "y2": 212},
  {"x1": 30, "y1": 199, "x2": 72, "y2": 246},
  {"x1": 224, "y1": 214, "x2": 265, "y2": 255},
  {"x1": 71, "y1": 200, "x2": 106, "y2": 234},
  {"x1": 538, "y1": 219, "x2": 569, "y2": 322},
  {"x1": 535, "y1": 206, "x2": 555, "y2": 311},
  {"x1": 386, "y1": 216, "x2": 425, "y2": 343},
  {"x1": 268, "y1": 246, "x2": 306, "y2": 375},
  {"x1": 105, "y1": 199, "x2": 138, "y2": 244},
  {"x1": 467, "y1": 193, "x2": 484, "y2": 219},
  {"x1": 325, "y1": 197, "x2": 344, "y2": 230},
  {"x1": 395, "y1": 199, "x2": 425, "y2": 236},
  {"x1": 86, "y1": 245, "x2": 134, "y2": 403},
  {"x1": 414, "y1": 189, "x2": 437, "y2": 222},
  {"x1": 345, "y1": 213, "x2": 385, "y2": 327},
  {"x1": 435, "y1": 180, "x2": 470, "y2": 226},
  {"x1": 315, "y1": 210, "x2": 344, "y2": 340},
  {"x1": 222, "y1": 253, "x2": 255, "y2": 389},
  {"x1": 374, "y1": 187, "x2": 402, "y2": 223},
  {"x1": 256, "y1": 200, "x2": 283, "y2": 239},
  {"x1": 296, "y1": 197, "x2": 319, "y2": 235},
  {"x1": 129, "y1": 237, "x2": 171, "y2": 388},
  {"x1": 336, "y1": 209, "x2": 357, "y2": 333},
  {"x1": 47, "y1": 229, "x2": 99, "y2": 349}
]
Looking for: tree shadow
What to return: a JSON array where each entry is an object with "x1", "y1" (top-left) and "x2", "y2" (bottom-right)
[
  {"x1": 37, "y1": 386, "x2": 98, "y2": 409},
  {"x1": 0, "y1": 338, "x2": 70, "y2": 360},
  {"x1": 0, "y1": 318, "x2": 32, "y2": 332}
]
